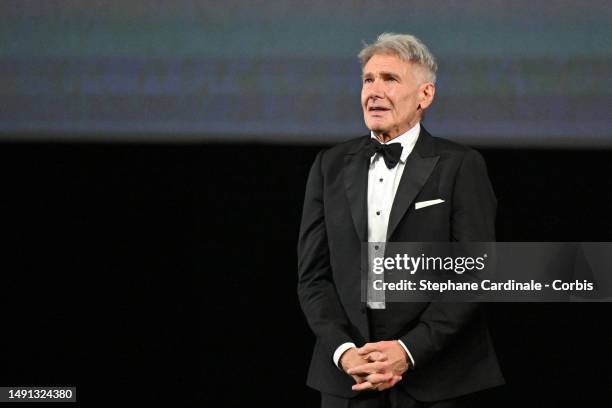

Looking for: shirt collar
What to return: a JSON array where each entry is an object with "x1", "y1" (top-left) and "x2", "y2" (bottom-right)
[{"x1": 370, "y1": 122, "x2": 420, "y2": 163}]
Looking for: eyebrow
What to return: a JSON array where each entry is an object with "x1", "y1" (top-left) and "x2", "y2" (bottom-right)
[{"x1": 362, "y1": 71, "x2": 400, "y2": 80}]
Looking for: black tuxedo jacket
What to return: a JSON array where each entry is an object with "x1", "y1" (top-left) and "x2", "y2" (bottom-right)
[{"x1": 297, "y1": 127, "x2": 504, "y2": 401}]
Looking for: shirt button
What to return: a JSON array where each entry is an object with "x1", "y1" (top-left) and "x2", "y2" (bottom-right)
[
  {"x1": 379, "y1": 178, "x2": 383, "y2": 182},
  {"x1": 376, "y1": 211, "x2": 381, "y2": 215},
  {"x1": 374, "y1": 245, "x2": 379, "y2": 250}
]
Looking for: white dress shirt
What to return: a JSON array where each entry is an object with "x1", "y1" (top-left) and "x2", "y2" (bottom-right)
[{"x1": 333, "y1": 123, "x2": 420, "y2": 369}]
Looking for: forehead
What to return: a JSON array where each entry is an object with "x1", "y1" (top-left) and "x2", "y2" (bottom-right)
[{"x1": 362, "y1": 53, "x2": 411, "y2": 75}]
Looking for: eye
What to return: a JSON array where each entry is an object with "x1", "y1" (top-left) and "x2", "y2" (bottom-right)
[{"x1": 363, "y1": 78, "x2": 373, "y2": 84}]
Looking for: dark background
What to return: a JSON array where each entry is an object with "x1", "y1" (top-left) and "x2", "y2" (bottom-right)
[
  {"x1": 2, "y1": 1, "x2": 611, "y2": 406},
  {"x1": 2, "y1": 140, "x2": 611, "y2": 406}
]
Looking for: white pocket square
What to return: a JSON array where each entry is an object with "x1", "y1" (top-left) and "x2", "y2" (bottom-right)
[{"x1": 415, "y1": 199, "x2": 445, "y2": 210}]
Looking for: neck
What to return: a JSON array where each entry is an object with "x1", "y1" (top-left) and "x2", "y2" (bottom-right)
[
  {"x1": 373, "y1": 132, "x2": 396, "y2": 144},
  {"x1": 372, "y1": 120, "x2": 420, "y2": 143}
]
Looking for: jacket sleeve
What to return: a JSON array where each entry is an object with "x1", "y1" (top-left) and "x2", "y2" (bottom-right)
[
  {"x1": 297, "y1": 150, "x2": 355, "y2": 359},
  {"x1": 400, "y1": 149, "x2": 496, "y2": 367}
]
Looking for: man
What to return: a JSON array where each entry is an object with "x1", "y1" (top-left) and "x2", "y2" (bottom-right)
[{"x1": 297, "y1": 33, "x2": 504, "y2": 407}]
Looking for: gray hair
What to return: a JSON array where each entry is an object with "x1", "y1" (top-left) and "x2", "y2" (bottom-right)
[{"x1": 358, "y1": 33, "x2": 438, "y2": 84}]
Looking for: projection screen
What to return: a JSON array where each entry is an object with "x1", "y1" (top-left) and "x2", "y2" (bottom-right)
[{"x1": 1, "y1": 0, "x2": 610, "y2": 146}]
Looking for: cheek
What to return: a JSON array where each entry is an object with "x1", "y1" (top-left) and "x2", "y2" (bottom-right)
[{"x1": 397, "y1": 94, "x2": 417, "y2": 111}]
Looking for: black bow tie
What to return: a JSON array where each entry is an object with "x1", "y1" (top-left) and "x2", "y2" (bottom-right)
[{"x1": 363, "y1": 139, "x2": 403, "y2": 169}]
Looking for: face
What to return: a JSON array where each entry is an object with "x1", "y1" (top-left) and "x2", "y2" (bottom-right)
[{"x1": 361, "y1": 53, "x2": 435, "y2": 140}]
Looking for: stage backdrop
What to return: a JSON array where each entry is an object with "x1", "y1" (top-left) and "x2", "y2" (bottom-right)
[{"x1": 1, "y1": 0, "x2": 610, "y2": 146}]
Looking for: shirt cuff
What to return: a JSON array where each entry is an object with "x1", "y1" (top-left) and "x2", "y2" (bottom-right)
[
  {"x1": 397, "y1": 339, "x2": 416, "y2": 368},
  {"x1": 333, "y1": 342, "x2": 357, "y2": 370}
]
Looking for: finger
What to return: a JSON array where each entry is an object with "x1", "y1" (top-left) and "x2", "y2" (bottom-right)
[
  {"x1": 357, "y1": 342, "x2": 381, "y2": 355},
  {"x1": 389, "y1": 375, "x2": 403, "y2": 386},
  {"x1": 373, "y1": 375, "x2": 402, "y2": 392},
  {"x1": 365, "y1": 351, "x2": 387, "y2": 362},
  {"x1": 351, "y1": 375, "x2": 365, "y2": 384},
  {"x1": 352, "y1": 381, "x2": 377, "y2": 392},
  {"x1": 347, "y1": 361, "x2": 389, "y2": 375},
  {"x1": 366, "y1": 372, "x2": 394, "y2": 384},
  {"x1": 375, "y1": 382, "x2": 392, "y2": 391},
  {"x1": 375, "y1": 381, "x2": 394, "y2": 391}
]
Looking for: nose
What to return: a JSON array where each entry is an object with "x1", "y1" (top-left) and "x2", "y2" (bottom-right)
[{"x1": 366, "y1": 79, "x2": 384, "y2": 101}]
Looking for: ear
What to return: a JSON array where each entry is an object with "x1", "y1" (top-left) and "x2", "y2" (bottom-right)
[{"x1": 418, "y1": 82, "x2": 436, "y2": 111}]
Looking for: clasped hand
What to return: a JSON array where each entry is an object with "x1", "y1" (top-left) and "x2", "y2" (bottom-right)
[{"x1": 340, "y1": 340, "x2": 409, "y2": 392}]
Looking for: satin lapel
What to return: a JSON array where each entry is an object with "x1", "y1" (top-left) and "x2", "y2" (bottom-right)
[
  {"x1": 343, "y1": 150, "x2": 369, "y2": 243},
  {"x1": 386, "y1": 133, "x2": 439, "y2": 240}
]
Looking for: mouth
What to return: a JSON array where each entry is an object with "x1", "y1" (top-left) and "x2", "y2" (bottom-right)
[{"x1": 368, "y1": 106, "x2": 390, "y2": 114}]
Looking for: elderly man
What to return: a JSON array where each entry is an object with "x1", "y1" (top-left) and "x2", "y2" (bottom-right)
[{"x1": 297, "y1": 33, "x2": 504, "y2": 407}]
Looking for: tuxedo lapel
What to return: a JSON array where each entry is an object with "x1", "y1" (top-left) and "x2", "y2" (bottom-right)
[
  {"x1": 343, "y1": 137, "x2": 370, "y2": 242},
  {"x1": 386, "y1": 128, "x2": 439, "y2": 240}
]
